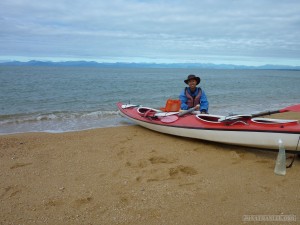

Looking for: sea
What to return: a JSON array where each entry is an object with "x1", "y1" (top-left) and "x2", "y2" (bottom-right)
[{"x1": 0, "y1": 66, "x2": 299, "y2": 134}]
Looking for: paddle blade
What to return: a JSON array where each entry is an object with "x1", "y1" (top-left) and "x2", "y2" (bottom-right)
[
  {"x1": 160, "y1": 115, "x2": 178, "y2": 123},
  {"x1": 280, "y1": 104, "x2": 300, "y2": 113}
]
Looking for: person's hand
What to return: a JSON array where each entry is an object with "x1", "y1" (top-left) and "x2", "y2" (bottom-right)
[
  {"x1": 194, "y1": 104, "x2": 200, "y2": 110},
  {"x1": 200, "y1": 109, "x2": 207, "y2": 114}
]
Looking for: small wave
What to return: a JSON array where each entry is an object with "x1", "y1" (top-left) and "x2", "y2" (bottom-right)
[
  {"x1": 80, "y1": 110, "x2": 119, "y2": 119},
  {"x1": 0, "y1": 110, "x2": 125, "y2": 134},
  {"x1": 0, "y1": 110, "x2": 119, "y2": 125}
]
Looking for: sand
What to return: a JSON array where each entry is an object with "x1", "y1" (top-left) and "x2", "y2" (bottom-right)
[{"x1": 1, "y1": 112, "x2": 299, "y2": 225}]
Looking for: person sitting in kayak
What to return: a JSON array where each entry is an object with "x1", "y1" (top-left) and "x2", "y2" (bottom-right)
[{"x1": 179, "y1": 74, "x2": 209, "y2": 114}]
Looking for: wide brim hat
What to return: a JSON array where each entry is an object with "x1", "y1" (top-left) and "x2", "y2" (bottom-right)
[{"x1": 184, "y1": 74, "x2": 201, "y2": 85}]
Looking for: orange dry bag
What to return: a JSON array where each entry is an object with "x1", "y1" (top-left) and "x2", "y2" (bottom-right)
[{"x1": 160, "y1": 99, "x2": 181, "y2": 112}]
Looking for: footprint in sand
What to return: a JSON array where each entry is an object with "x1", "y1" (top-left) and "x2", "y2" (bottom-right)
[
  {"x1": 73, "y1": 196, "x2": 93, "y2": 208},
  {"x1": 0, "y1": 185, "x2": 22, "y2": 199},
  {"x1": 145, "y1": 165, "x2": 198, "y2": 182},
  {"x1": 259, "y1": 185, "x2": 271, "y2": 193},
  {"x1": 10, "y1": 162, "x2": 32, "y2": 169},
  {"x1": 169, "y1": 165, "x2": 198, "y2": 179},
  {"x1": 126, "y1": 159, "x2": 149, "y2": 168},
  {"x1": 149, "y1": 156, "x2": 176, "y2": 164},
  {"x1": 44, "y1": 198, "x2": 64, "y2": 208},
  {"x1": 118, "y1": 196, "x2": 130, "y2": 207}
]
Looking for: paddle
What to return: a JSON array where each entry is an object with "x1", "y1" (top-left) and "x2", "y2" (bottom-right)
[
  {"x1": 219, "y1": 104, "x2": 300, "y2": 122},
  {"x1": 154, "y1": 111, "x2": 180, "y2": 117},
  {"x1": 160, "y1": 105, "x2": 200, "y2": 123},
  {"x1": 251, "y1": 104, "x2": 300, "y2": 117}
]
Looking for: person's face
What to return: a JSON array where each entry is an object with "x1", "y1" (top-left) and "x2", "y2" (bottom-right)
[{"x1": 188, "y1": 79, "x2": 197, "y2": 90}]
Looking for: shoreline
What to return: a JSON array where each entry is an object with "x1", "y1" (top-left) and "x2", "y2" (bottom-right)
[
  {"x1": 0, "y1": 123, "x2": 133, "y2": 136},
  {"x1": 1, "y1": 112, "x2": 299, "y2": 224},
  {"x1": 1, "y1": 111, "x2": 299, "y2": 136}
]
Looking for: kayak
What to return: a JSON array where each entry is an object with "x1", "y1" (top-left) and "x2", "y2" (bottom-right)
[{"x1": 117, "y1": 102, "x2": 300, "y2": 151}]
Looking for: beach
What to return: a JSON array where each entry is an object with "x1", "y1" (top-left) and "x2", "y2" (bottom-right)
[{"x1": 1, "y1": 112, "x2": 299, "y2": 224}]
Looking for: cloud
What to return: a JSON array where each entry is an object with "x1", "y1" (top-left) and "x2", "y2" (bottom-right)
[{"x1": 0, "y1": 0, "x2": 300, "y2": 65}]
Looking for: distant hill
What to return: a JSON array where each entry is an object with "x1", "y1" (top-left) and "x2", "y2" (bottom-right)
[{"x1": 0, "y1": 60, "x2": 299, "y2": 70}]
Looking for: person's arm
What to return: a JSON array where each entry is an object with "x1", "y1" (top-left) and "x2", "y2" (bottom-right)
[
  {"x1": 179, "y1": 89, "x2": 189, "y2": 110},
  {"x1": 200, "y1": 90, "x2": 209, "y2": 113}
]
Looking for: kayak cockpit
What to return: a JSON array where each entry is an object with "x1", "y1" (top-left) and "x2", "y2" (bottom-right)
[
  {"x1": 137, "y1": 107, "x2": 160, "y2": 115},
  {"x1": 251, "y1": 118, "x2": 298, "y2": 125},
  {"x1": 196, "y1": 114, "x2": 223, "y2": 123}
]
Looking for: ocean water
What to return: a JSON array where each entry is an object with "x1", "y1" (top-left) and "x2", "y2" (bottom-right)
[{"x1": 0, "y1": 66, "x2": 299, "y2": 134}]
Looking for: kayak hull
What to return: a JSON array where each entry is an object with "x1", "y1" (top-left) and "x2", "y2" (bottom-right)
[{"x1": 117, "y1": 103, "x2": 300, "y2": 151}]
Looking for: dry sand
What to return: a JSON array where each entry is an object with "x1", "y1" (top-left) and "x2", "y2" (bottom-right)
[{"x1": 1, "y1": 112, "x2": 300, "y2": 225}]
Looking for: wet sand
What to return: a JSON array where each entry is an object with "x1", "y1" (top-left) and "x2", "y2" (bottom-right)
[{"x1": 0, "y1": 112, "x2": 299, "y2": 224}]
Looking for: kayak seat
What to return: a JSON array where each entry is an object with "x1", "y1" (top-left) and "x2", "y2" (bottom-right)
[{"x1": 143, "y1": 109, "x2": 157, "y2": 118}]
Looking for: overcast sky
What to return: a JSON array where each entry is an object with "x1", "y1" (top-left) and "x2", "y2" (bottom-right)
[{"x1": 1, "y1": 0, "x2": 300, "y2": 66}]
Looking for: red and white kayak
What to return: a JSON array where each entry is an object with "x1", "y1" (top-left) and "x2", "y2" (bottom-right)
[{"x1": 117, "y1": 102, "x2": 300, "y2": 151}]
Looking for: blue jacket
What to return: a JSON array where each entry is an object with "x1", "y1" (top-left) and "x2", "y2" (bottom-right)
[{"x1": 179, "y1": 87, "x2": 209, "y2": 112}]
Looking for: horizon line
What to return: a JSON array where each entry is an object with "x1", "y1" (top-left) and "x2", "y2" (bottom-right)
[{"x1": 1, "y1": 59, "x2": 300, "y2": 69}]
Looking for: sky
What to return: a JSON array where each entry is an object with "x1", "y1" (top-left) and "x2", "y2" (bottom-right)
[{"x1": 0, "y1": 0, "x2": 300, "y2": 66}]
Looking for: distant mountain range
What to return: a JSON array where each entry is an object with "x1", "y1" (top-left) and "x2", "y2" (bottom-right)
[{"x1": 0, "y1": 60, "x2": 299, "y2": 70}]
